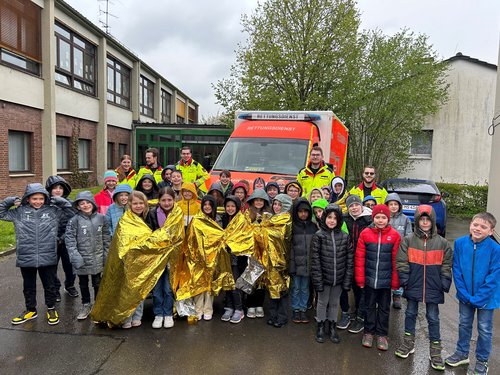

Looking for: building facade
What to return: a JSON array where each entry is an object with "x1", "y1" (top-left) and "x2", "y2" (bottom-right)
[
  {"x1": 401, "y1": 53, "x2": 497, "y2": 185},
  {"x1": 0, "y1": 0, "x2": 199, "y2": 197}
]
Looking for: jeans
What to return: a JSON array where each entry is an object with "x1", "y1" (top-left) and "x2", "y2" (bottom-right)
[
  {"x1": 225, "y1": 264, "x2": 243, "y2": 311},
  {"x1": 152, "y1": 267, "x2": 174, "y2": 317},
  {"x1": 78, "y1": 273, "x2": 101, "y2": 304},
  {"x1": 456, "y1": 301, "x2": 494, "y2": 362},
  {"x1": 123, "y1": 301, "x2": 144, "y2": 324},
  {"x1": 291, "y1": 275, "x2": 310, "y2": 312},
  {"x1": 20, "y1": 265, "x2": 58, "y2": 310},
  {"x1": 53, "y1": 241, "x2": 76, "y2": 290},
  {"x1": 364, "y1": 286, "x2": 391, "y2": 336},
  {"x1": 269, "y1": 293, "x2": 289, "y2": 324},
  {"x1": 404, "y1": 299, "x2": 440, "y2": 342},
  {"x1": 316, "y1": 284, "x2": 342, "y2": 322}
]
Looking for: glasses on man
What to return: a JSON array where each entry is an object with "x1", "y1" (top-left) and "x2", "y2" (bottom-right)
[
  {"x1": 364, "y1": 202, "x2": 375, "y2": 208},
  {"x1": 364, "y1": 172, "x2": 375, "y2": 176}
]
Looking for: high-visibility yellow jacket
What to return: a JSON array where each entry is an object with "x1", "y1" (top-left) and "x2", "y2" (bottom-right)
[
  {"x1": 297, "y1": 162, "x2": 334, "y2": 198},
  {"x1": 176, "y1": 159, "x2": 209, "y2": 189},
  {"x1": 348, "y1": 183, "x2": 388, "y2": 204},
  {"x1": 136, "y1": 165, "x2": 164, "y2": 185}
]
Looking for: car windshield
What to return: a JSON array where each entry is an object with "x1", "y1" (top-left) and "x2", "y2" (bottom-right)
[
  {"x1": 384, "y1": 181, "x2": 438, "y2": 195},
  {"x1": 212, "y1": 138, "x2": 309, "y2": 175}
]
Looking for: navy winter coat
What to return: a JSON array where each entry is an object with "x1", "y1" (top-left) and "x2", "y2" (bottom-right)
[{"x1": 289, "y1": 198, "x2": 318, "y2": 277}]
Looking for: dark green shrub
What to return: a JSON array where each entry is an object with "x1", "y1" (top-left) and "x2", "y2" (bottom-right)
[{"x1": 437, "y1": 183, "x2": 488, "y2": 218}]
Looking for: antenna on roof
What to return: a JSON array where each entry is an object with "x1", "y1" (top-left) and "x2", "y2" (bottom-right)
[{"x1": 98, "y1": 0, "x2": 117, "y2": 34}]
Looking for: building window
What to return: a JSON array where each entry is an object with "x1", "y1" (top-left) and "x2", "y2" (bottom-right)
[
  {"x1": 56, "y1": 136, "x2": 69, "y2": 170},
  {"x1": 78, "y1": 139, "x2": 90, "y2": 169},
  {"x1": 107, "y1": 142, "x2": 114, "y2": 169},
  {"x1": 161, "y1": 89, "x2": 171, "y2": 123},
  {"x1": 410, "y1": 130, "x2": 433, "y2": 157},
  {"x1": 107, "y1": 56, "x2": 130, "y2": 108},
  {"x1": 119, "y1": 143, "x2": 127, "y2": 157},
  {"x1": 0, "y1": 0, "x2": 41, "y2": 75},
  {"x1": 140, "y1": 75, "x2": 154, "y2": 117},
  {"x1": 176, "y1": 115, "x2": 185, "y2": 124},
  {"x1": 8, "y1": 131, "x2": 31, "y2": 172},
  {"x1": 54, "y1": 22, "x2": 96, "y2": 95},
  {"x1": 188, "y1": 106, "x2": 197, "y2": 124}
]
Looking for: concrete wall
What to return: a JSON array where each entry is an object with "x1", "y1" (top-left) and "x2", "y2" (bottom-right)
[
  {"x1": 402, "y1": 59, "x2": 497, "y2": 184},
  {"x1": 487, "y1": 42, "x2": 500, "y2": 231}
]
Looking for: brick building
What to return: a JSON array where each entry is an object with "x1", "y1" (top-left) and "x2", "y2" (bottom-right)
[{"x1": 0, "y1": 0, "x2": 199, "y2": 197}]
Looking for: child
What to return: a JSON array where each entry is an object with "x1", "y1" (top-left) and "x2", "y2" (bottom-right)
[
  {"x1": 207, "y1": 182, "x2": 225, "y2": 220},
  {"x1": 362, "y1": 195, "x2": 376, "y2": 210},
  {"x1": 284, "y1": 181, "x2": 302, "y2": 202},
  {"x1": 220, "y1": 195, "x2": 245, "y2": 324},
  {"x1": 308, "y1": 188, "x2": 324, "y2": 204},
  {"x1": 321, "y1": 186, "x2": 331, "y2": 202},
  {"x1": 178, "y1": 182, "x2": 200, "y2": 228},
  {"x1": 266, "y1": 193, "x2": 293, "y2": 328},
  {"x1": 171, "y1": 169, "x2": 183, "y2": 201},
  {"x1": 121, "y1": 191, "x2": 151, "y2": 328},
  {"x1": 395, "y1": 205, "x2": 452, "y2": 371},
  {"x1": 106, "y1": 184, "x2": 132, "y2": 235},
  {"x1": 290, "y1": 197, "x2": 317, "y2": 323},
  {"x1": 385, "y1": 193, "x2": 412, "y2": 309},
  {"x1": 45, "y1": 175, "x2": 78, "y2": 300},
  {"x1": 265, "y1": 182, "x2": 280, "y2": 201},
  {"x1": 276, "y1": 178, "x2": 286, "y2": 193},
  {"x1": 1, "y1": 183, "x2": 71, "y2": 325},
  {"x1": 445, "y1": 212, "x2": 500, "y2": 375},
  {"x1": 311, "y1": 198, "x2": 329, "y2": 225},
  {"x1": 193, "y1": 195, "x2": 219, "y2": 320},
  {"x1": 146, "y1": 187, "x2": 180, "y2": 329},
  {"x1": 311, "y1": 204, "x2": 353, "y2": 343},
  {"x1": 135, "y1": 173, "x2": 160, "y2": 201},
  {"x1": 115, "y1": 154, "x2": 137, "y2": 188},
  {"x1": 158, "y1": 164, "x2": 176, "y2": 189},
  {"x1": 329, "y1": 176, "x2": 348, "y2": 213},
  {"x1": 355, "y1": 204, "x2": 400, "y2": 350},
  {"x1": 232, "y1": 182, "x2": 249, "y2": 213},
  {"x1": 253, "y1": 177, "x2": 266, "y2": 191},
  {"x1": 245, "y1": 189, "x2": 272, "y2": 318},
  {"x1": 219, "y1": 170, "x2": 234, "y2": 197},
  {"x1": 65, "y1": 191, "x2": 111, "y2": 320},
  {"x1": 339, "y1": 195, "x2": 373, "y2": 333},
  {"x1": 94, "y1": 170, "x2": 118, "y2": 215}
]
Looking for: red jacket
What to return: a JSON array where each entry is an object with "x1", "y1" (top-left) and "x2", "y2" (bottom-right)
[
  {"x1": 94, "y1": 189, "x2": 114, "y2": 215},
  {"x1": 355, "y1": 225, "x2": 400, "y2": 290}
]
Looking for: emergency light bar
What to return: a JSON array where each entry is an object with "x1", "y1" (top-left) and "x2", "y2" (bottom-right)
[{"x1": 237, "y1": 113, "x2": 321, "y2": 122}]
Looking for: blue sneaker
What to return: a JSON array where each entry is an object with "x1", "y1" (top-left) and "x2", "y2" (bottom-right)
[
  {"x1": 445, "y1": 352, "x2": 469, "y2": 367},
  {"x1": 473, "y1": 360, "x2": 488, "y2": 375}
]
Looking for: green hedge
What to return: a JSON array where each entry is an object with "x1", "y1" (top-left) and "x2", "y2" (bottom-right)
[{"x1": 436, "y1": 183, "x2": 488, "y2": 218}]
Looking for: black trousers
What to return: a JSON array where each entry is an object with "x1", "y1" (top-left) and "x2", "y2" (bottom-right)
[
  {"x1": 340, "y1": 283, "x2": 365, "y2": 318},
  {"x1": 364, "y1": 286, "x2": 391, "y2": 336},
  {"x1": 78, "y1": 273, "x2": 101, "y2": 304},
  {"x1": 20, "y1": 265, "x2": 58, "y2": 310},
  {"x1": 269, "y1": 293, "x2": 289, "y2": 325},
  {"x1": 225, "y1": 264, "x2": 243, "y2": 310},
  {"x1": 247, "y1": 288, "x2": 265, "y2": 308},
  {"x1": 53, "y1": 241, "x2": 76, "y2": 289}
]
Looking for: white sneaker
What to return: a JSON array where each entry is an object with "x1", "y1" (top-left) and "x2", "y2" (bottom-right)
[
  {"x1": 152, "y1": 316, "x2": 163, "y2": 329},
  {"x1": 256, "y1": 307, "x2": 265, "y2": 318},
  {"x1": 203, "y1": 314, "x2": 212, "y2": 321},
  {"x1": 247, "y1": 307, "x2": 256, "y2": 318},
  {"x1": 163, "y1": 316, "x2": 174, "y2": 328}
]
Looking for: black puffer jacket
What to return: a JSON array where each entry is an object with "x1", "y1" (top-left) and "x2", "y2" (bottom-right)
[
  {"x1": 311, "y1": 204, "x2": 354, "y2": 291},
  {"x1": 289, "y1": 198, "x2": 318, "y2": 277}
]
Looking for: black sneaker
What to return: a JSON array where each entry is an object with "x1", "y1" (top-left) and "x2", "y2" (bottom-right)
[
  {"x1": 65, "y1": 286, "x2": 79, "y2": 298},
  {"x1": 55, "y1": 290, "x2": 62, "y2": 302},
  {"x1": 47, "y1": 308, "x2": 60, "y2": 325},
  {"x1": 348, "y1": 317, "x2": 364, "y2": 334},
  {"x1": 292, "y1": 310, "x2": 301, "y2": 323},
  {"x1": 11, "y1": 310, "x2": 38, "y2": 325},
  {"x1": 337, "y1": 311, "x2": 350, "y2": 330}
]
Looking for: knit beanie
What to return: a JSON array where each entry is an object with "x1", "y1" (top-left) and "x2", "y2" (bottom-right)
[
  {"x1": 371, "y1": 204, "x2": 391, "y2": 220},
  {"x1": 346, "y1": 194, "x2": 362, "y2": 208},
  {"x1": 103, "y1": 170, "x2": 118, "y2": 183}
]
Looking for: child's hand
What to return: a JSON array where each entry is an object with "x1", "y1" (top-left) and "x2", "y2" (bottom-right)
[{"x1": 14, "y1": 198, "x2": 21, "y2": 207}]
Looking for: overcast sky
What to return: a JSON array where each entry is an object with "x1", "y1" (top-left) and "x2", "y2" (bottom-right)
[{"x1": 65, "y1": 0, "x2": 500, "y2": 119}]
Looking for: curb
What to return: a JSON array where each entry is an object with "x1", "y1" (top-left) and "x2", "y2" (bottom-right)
[{"x1": 0, "y1": 247, "x2": 16, "y2": 257}]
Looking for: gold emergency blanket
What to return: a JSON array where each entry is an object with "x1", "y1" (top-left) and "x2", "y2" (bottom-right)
[
  {"x1": 90, "y1": 206, "x2": 184, "y2": 326},
  {"x1": 254, "y1": 213, "x2": 292, "y2": 298},
  {"x1": 175, "y1": 211, "x2": 254, "y2": 300}
]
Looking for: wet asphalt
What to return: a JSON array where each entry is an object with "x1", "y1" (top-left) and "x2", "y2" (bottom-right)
[{"x1": 0, "y1": 217, "x2": 499, "y2": 375}]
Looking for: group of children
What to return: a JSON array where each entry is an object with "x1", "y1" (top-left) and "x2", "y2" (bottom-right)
[{"x1": 1, "y1": 170, "x2": 499, "y2": 375}]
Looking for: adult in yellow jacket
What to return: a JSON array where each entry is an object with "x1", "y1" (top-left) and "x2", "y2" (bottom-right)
[
  {"x1": 348, "y1": 166, "x2": 388, "y2": 204},
  {"x1": 176, "y1": 146, "x2": 209, "y2": 192},
  {"x1": 296, "y1": 147, "x2": 334, "y2": 198},
  {"x1": 136, "y1": 148, "x2": 163, "y2": 185}
]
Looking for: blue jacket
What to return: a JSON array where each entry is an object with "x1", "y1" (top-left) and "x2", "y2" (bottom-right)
[{"x1": 453, "y1": 235, "x2": 500, "y2": 309}]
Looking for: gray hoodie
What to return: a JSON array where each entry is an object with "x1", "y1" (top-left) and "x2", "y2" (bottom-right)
[
  {"x1": 65, "y1": 191, "x2": 111, "y2": 275},
  {"x1": 385, "y1": 192, "x2": 412, "y2": 238}
]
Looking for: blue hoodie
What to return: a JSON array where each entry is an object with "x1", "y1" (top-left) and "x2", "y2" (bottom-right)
[{"x1": 453, "y1": 235, "x2": 500, "y2": 309}]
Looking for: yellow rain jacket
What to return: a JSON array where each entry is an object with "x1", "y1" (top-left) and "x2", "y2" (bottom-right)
[
  {"x1": 177, "y1": 182, "x2": 201, "y2": 227},
  {"x1": 90, "y1": 206, "x2": 184, "y2": 326},
  {"x1": 175, "y1": 211, "x2": 254, "y2": 300}
]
